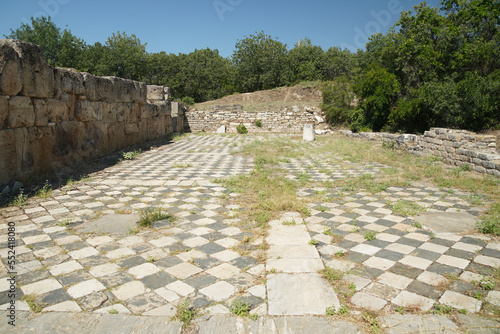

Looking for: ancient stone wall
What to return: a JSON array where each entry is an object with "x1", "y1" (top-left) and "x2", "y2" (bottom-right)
[
  {"x1": 340, "y1": 128, "x2": 500, "y2": 176},
  {"x1": 184, "y1": 105, "x2": 325, "y2": 133},
  {"x1": 0, "y1": 39, "x2": 184, "y2": 186}
]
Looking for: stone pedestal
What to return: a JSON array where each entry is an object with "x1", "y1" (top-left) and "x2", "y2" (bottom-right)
[
  {"x1": 303, "y1": 124, "x2": 315, "y2": 141},
  {"x1": 216, "y1": 125, "x2": 226, "y2": 134}
]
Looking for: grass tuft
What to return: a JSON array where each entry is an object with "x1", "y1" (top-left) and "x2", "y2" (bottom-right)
[{"x1": 137, "y1": 208, "x2": 174, "y2": 227}]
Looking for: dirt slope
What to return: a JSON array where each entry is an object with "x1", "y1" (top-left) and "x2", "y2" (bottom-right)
[{"x1": 193, "y1": 83, "x2": 323, "y2": 112}]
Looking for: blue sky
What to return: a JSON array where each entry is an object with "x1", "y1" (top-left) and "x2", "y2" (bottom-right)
[{"x1": 1, "y1": 0, "x2": 441, "y2": 58}]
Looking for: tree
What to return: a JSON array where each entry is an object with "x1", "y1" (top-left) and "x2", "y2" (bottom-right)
[
  {"x1": 98, "y1": 31, "x2": 148, "y2": 81},
  {"x1": 354, "y1": 65, "x2": 400, "y2": 131},
  {"x1": 323, "y1": 47, "x2": 358, "y2": 80},
  {"x1": 232, "y1": 31, "x2": 289, "y2": 92},
  {"x1": 287, "y1": 38, "x2": 326, "y2": 83},
  {"x1": 6, "y1": 16, "x2": 86, "y2": 69}
]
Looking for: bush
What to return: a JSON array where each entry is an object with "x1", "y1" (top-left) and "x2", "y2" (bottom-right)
[
  {"x1": 236, "y1": 123, "x2": 248, "y2": 134},
  {"x1": 182, "y1": 96, "x2": 195, "y2": 106},
  {"x1": 255, "y1": 119, "x2": 262, "y2": 128},
  {"x1": 321, "y1": 77, "x2": 356, "y2": 126}
]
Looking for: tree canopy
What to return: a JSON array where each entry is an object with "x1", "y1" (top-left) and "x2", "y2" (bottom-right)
[{"x1": 5, "y1": 1, "x2": 499, "y2": 132}]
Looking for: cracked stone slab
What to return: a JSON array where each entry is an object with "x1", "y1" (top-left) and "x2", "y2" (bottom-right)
[
  {"x1": 197, "y1": 315, "x2": 360, "y2": 334},
  {"x1": 414, "y1": 212, "x2": 478, "y2": 233},
  {"x1": 379, "y1": 314, "x2": 459, "y2": 333},
  {"x1": 267, "y1": 273, "x2": 340, "y2": 315},
  {"x1": 77, "y1": 214, "x2": 140, "y2": 234}
]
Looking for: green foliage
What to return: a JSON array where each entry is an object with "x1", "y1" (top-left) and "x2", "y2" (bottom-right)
[
  {"x1": 6, "y1": 16, "x2": 86, "y2": 68},
  {"x1": 321, "y1": 267, "x2": 343, "y2": 285},
  {"x1": 236, "y1": 123, "x2": 248, "y2": 134},
  {"x1": 232, "y1": 31, "x2": 289, "y2": 92},
  {"x1": 122, "y1": 149, "x2": 141, "y2": 160},
  {"x1": 433, "y1": 303, "x2": 453, "y2": 315},
  {"x1": 182, "y1": 96, "x2": 195, "y2": 105},
  {"x1": 254, "y1": 119, "x2": 262, "y2": 128},
  {"x1": 390, "y1": 200, "x2": 425, "y2": 217},
  {"x1": 138, "y1": 208, "x2": 173, "y2": 227},
  {"x1": 10, "y1": 190, "x2": 27, "y2": 207},
  {"x1": 173, "y1": 301, "x2": 197, "y2": 328},
  {"x1": 476, "y1": 204, "x2": 500, "y2": 236},
  {"x1": 230, "y1": 299, "x2": 251, "y2": 317},
  {"x1": 321, "y1": 77, "x2": 357, "y2": 126},
  {"x1": 364, "y1": 231, "x2": 376, "y2": 241},
  {"x1": 287, "y1": 38, "x2": 326, "y2": 83},
  {"x1": 354, "y1": 64, "x2": 400, "y2": 131},
  {"x1": 36, "y1": 181, "x2": 52, "y2": 199}
]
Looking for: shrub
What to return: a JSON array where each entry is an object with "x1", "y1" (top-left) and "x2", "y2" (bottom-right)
[
  {"x1": 255, "y1": 119, "x2": 262, "y2": 128},
  {"x1": 182, "y1": 96, "x2": 195, "y2": 106},
  {"x1": 236, "y1": 123, "x2": 248, "y2": 134}
]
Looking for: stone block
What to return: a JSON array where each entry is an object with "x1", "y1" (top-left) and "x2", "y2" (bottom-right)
[
  {"x1": 46, "y1": 99, "x2": 68, "y2": 123},
  {"x1": 75, "y1": 100, "x2": 102, "y2": 122},
  {"x1": 107, "y1": 76, "x2": 144, "y2": 103},
  {"x1": 124, "y1": 123, "x2": 139, "y2": 135},
  {"x1": 147, "y1": 85, "x2": 165, "y2": 100},
  {"x1": 303, "y1": 124, "x2": 315, "y2": 141},
  {"x1": 33, "y1": 99, "x2": 48, "y2": 127},
  {"x1": 171, "y1": 102, "x2": 179, "y2": 116},
  {"x1": 13, "y1": 127, "x2": 33, "y2": 178},
  {"x1": 482, "y1": 161, "x2": 496, "y2": 169},
  {"x1": 216, "y1": 125, "x2": 226, "y2": 133},
  {"x1": 473, "y1": 165, "x2": 486, "y2": 173},
  {"x1": 164, "y1": 87, "x2": 172, "y2": 100},
  {"x1": 8, "y1": 96, "x2": 34, "y2": 128},
  {"x1": 14, "y1": 41, "x2": 54, "y2": 98},
  {"x1": 54, "y1": 68, "x2": 85, "y2": 96},
  {"x1": 0, "y1": 40, "x2": 23, "y2": 96},
  {"x1": 0, "y1": 95, "x2": 8, "y2": 128},
  {"x1": 28, "y1": 126, "x2": 56, "y2": 174},
  {"x1": 0, "y1": 129, "x2": 16, "y2": 183}
]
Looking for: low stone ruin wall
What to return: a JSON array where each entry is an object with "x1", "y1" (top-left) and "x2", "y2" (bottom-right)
[
  {"x1": 0, "y1": 39, "x2": 184, "y2": 186},
  {"x1": 184, "y1": 105, "x2": 325, "y2": 133},
  {"x1": 340, "y1": 128, "x2": 500, "y2": 176}
]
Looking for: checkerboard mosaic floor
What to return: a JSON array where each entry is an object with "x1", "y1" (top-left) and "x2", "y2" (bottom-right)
[{"x1": 0, "y1": 134, "x2": 498, "y2": 323}]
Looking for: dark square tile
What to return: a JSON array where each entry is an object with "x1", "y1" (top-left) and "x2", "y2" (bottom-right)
[
  {"x1": 230, "y1": 256, "x2": 258, "y2": 270},
  {"x1": 197, "y1": 243, "x2": 226, "y2": 255},
  {"x1": 184, "y1": 274, "x2": 218, "y2": 289},
  {"x1": 410, "y1": 249, "x2": 441, "y2": 262},
  {"x1": 56, "y1": 270, "x2": 93, "y2": 286},
  {"x1": 396, "y1": 238, "x2": 425, "y2": 248},
  {"x1": 193, "y1": 257, "x2": 221, "y2": 270},
  {"x1": 444, "y1": 248, "x2": 475, "y2": 261},
  {"x1": 155, "y1": 256, "x2": 183, "y2": 269},
  {"x1": 375, "y1": 249, "x2": 405, "y2": 261},
  {"x1": 481, "y1": 248, "x2": 500, "y2": 258},
  {"x1": 114, "y1": 256, "x2": 146, "y2": 269},
  {"x1": 389, "y1": 263, "x2": 423, "y2": 279},
  {"x1": 363, "y1": 239, "x2": 391, "y2": 249},
  {"x1": 142, "y1": 271, "x2": 176, "y2": 289},
  {"x1": 373, "y1": 219, "x2": 397, "y2": 227},
  {"x1": 427, "y1": 263, "x2": 463, "y2": 276},
  {"x1": 460, "y1": 237, "x2": 486, "y2": 247},
  {"x1": 99, "y1": 272, "x2": 135, "y2": 289},
  {"x1": 383, "y1": 229, "x2": 406, "y2": 237},
  {"x1": 407, "y1": 281, "x2": 442, "y2": 300},
  {"x1": 345, "y1": 251, "x2": 370, "y2": 264},
  {"x1": 40, "y1": 288, "x2": 72, "y2": 305},
  {"x1": 428, "y1": 238, "x2": 455, "y2": 248},
  {"x1": 350, "y1": 266, "x2": 383, "y2": 280}
]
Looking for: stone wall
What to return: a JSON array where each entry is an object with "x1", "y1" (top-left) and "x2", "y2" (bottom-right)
[
  {"x1": 340, "y1": 128, "x2": 500, "y2": 176},
  {"x1": 0, "y1": 39, "x2": 184, "y2": 186},
  {"x1": 184, "y1": 105, "x2": 325, "y2": 133}
]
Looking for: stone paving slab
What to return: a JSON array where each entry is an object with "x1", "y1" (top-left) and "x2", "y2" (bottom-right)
[{"x1": 1, "y1": 133, "x2": 499, "y2": 331}]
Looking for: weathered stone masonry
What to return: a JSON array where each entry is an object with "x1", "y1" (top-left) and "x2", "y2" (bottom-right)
[
  {"x1": 340, "y1": 128, "x2": 500, "y2": 177},
  {"x1": 184, "y1": 104, "x2": 324, "y2": 133},
  {"x1": 0, "y1": 39, "x2": 184, "y2": 185}
]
